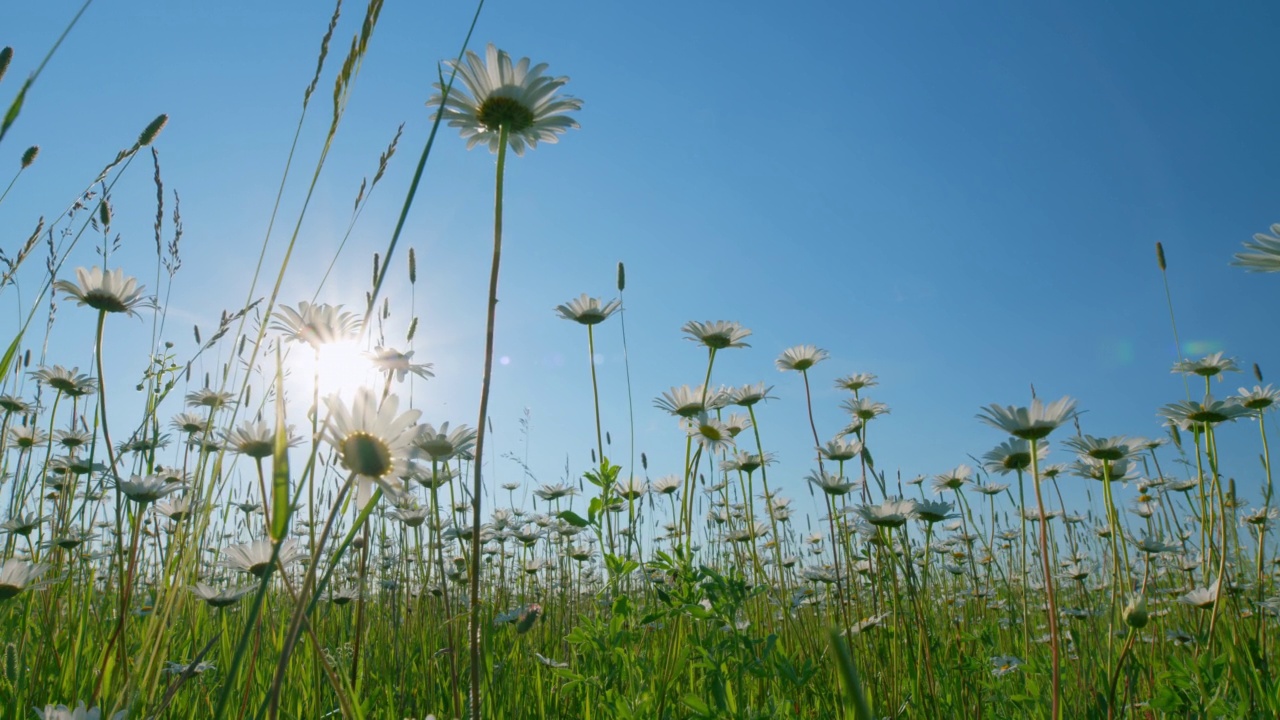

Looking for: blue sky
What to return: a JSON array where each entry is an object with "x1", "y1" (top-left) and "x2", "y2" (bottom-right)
[{"x1": 2, "y1": 1, "x2": 1278, "y2": 528}]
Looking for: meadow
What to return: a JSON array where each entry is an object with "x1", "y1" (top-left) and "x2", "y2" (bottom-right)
[{"x1": 2, "y1": 3, "x2": 1279, "y2": 719}]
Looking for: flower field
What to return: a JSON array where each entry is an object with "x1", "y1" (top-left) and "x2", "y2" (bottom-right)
[{"x1": 2, "y1": 4, "x2": 1279, "y2": 719}]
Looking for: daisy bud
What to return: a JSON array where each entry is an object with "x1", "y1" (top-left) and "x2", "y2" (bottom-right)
[
  {"x1": 1155, "y1": 242, "x2": 1166, "y2": 271},
  {"x1": 20, "y1": 145, "x2": 38, "y2": 168},
  {"x1": 1122, "y1": 593, "x2": 1148, "y2": 629},
  {"x1": 138, "y1": 113, "x2": 169, "y2": 147}
]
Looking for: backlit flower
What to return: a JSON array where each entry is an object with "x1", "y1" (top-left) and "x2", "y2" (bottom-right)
[
  {"x1": 272, "y1": 302, "x2": 362, "y2": 349},
  {"x1": 554, "y1": 294, "x2": 620, "y2": 326},
  {"x1": 221, "y1": 538, "x2": 306, "y2": 578},
  {"x1": 30, "y1": 366, "x2": 97, "y2": 397},
  {"x1": 413, "y1": 422, "x2": 477, "y2": 463},
  {"x1": 775, "y1": 345, "x2": 828, "y2": 372},
  {"x1": 190, "y1": 582, "x2": 254, "y2": 608},
  {"x1": 977, "y1": 396, "x2": 1078, "y2": 441},
  {"x1": 682, "y1": 320, "x2": 751, "y2": 350},
  {"x1": 367, "y1": 346, "x2": 434, "y2": 383},
  {"x1": 428, "y1": 43, "x2": 582, "y2": 156},
  {"x1": 0, "y1": 558, "x2": 48, "y2": 601},
  {"x1": 322, "y1": 388, "x2": 421, "y2": 506},
  {"x1": 1232, "y1": 223, "x2": 1280, "y2": 272},
  {"x1": 1172, "y1": 351, "x2": 1238, "y2": 378},
  {"x1": 224, "y1": 420, "x2": 300, "y2": 459},
  {"x1": 53, "y1": 266, "x2": 150, "y2": 315}
]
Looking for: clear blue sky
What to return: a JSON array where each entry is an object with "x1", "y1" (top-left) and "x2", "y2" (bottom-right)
[{"x1": 2, "y1": 1, "x2": 1278, "y2": 527}]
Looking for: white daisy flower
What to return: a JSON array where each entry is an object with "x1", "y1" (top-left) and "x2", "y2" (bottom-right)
[{"x1": 428, "y1": 43, "x2": 582, "y2": 156}]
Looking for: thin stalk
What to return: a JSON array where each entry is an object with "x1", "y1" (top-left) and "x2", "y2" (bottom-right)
[{"x1": 468, "y1": 123, "x2": 509, "y2": 720}]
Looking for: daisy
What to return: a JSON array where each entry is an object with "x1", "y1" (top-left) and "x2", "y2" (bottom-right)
[
  {"x1": 554, "y1": 294, "x2": 621, "y2": 325},
  {"x1": 1062, "y1": 435, "x2": 1141, "y2": 463},
  {"x1": 52, "y1": 429, "x2": 92, "y2": 449},
  {"x1": 1178, "y1": 581, "x2": 1219, "y2": 610},
  {"x1": 651, "y1": 475, "x2": 682, "y2": 495},
  {"x1": 806, "y1": 470, "x2": 856, "y2": 496},
  {"x1": 819, "y1": 437, "x2": 863, "y2": 462},
  {"x1": 271, "y1": 301, "x2": 361, "y2": 349},
  {"x1": 30, "y1": 366, "x2": 97, "y2": 397},
  {"x1": 154, "y1": 497, "x2": 197, "y2": 522},
  {"x1": 857, "y1": 497, "x2": 917, "y2": 528},
  {"x1": 53, "y1": 266, "x2": 150, "y2": 315},
  {"x1": 322, "y1": 388, "x2": 421, "y2": 507},
  {"x1": 834, "y1": 373, "x2": 878, "y2": 393},
  {"x1": 1171, "y1": 351, "x2": 1238, "y2": 378},
  {"x1": 186, "y1": 388, "x2": 237, "y2": 410},
  {"x1": 115, "y1": 474, "x2": 185, "y2": 504},
  {"x1": 388, "y1": 505, "x2": 431, "y2": 528},
  {"x1": 8, "y1": 425, "x2": 48, "y2": 449},
  {"x1": 0, "y1": 394, "x2": 35, "y2": 414},
  {"x1": 224, "y1": 419, "x2": 300, "y2": 459},
  {"x1": 0, "y1": 558, "x2": 49, "y2": 601},
  {"x1": 1233, "y1": 223, "x2": 1280, "y2": 272},
  {"x1": 1130, "y1": 533, "x2": 1178, "y2": 554},
  {"x1": 190, "y1": 582, "x2": 255, "y2": 608},
  {"x1": 655, "y1": 384, "x2": 726, "y2": 418},
  {"x1": 170, "y1": 412, "x2": 208, "y2": 434},
  {"x1": 34, "y1": 701, "x2": 125, "y2": 720},
  {"x1": 0, "y1": 513, "x2": 44, "y2": 536},
  {"x1": 914, "y1": 499, "x2": 956, "y2": 524},
  {"x1": 775, "y1": 345, "x2": 829, "y2": 372},
  {"x1": 533, "y1": 483, "x2": 578, "y2": 502},
  {"x1": 841, "y1": 397, "x2": 891, "y2": 423},
  {"x1": 413, "y1": 422, "x2": 477, "y2": 462},
  {"x1": 220, "y1": 538, "x2": 306, "y2": 578},
  {"x1": 991, "y1": 656, "x2": 1024, "y2": 677},
  {"x1": 932, "y1": 465, "x2": 973, "y2": 494},
  {"x1": 719, "y1": 451, "x2": 774, "y2": 474},
  {"x1": 977, "y1": 396, "x2": 1078, "y2": 441},
  {"x1": 682, "y1": 320, "x2": 751, "y2": 350},
  {"x1": 982, "y1": 439, "x2": 1047, "y2": 475},
  {"x1": 727, "y1": 382, "x2": 775, "y2": 408},
  {"x1": 428, "y1": 43, "x2": 581, "y2": 156},
  {"x1": 1158, "y1": 395, "x2": 1250, "y2": 429},
  {"x1": 685, "y1": 412, "x2": 735, "y2": 454},
  {"x1": 1236, "y1": 384, "x2": 1280, "y2": 411},
  {"x1": 367, "y1": 346, "x2": 434, "y2": 383},
  {"x1": 613, "y1": 477, "x2": 648, "y2": 500}
]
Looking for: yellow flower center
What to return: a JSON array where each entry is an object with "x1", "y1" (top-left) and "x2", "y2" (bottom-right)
[{"x1": 341, "y1": 432, "x2": 393, "y2": 478}]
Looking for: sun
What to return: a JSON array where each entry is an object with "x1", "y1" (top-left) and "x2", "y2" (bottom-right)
[{"x1": 286, "y1": 339, "x2": 380, "y2": 402}]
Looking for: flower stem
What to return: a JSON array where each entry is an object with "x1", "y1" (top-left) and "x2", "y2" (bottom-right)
[{"x1": 469, "y1": 123, "x2": 508, "y2": 720}]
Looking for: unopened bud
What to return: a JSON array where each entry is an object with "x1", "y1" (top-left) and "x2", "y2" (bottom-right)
[{"x1": 1123, "y1": 593, "x2": 1148, "y2": 629}]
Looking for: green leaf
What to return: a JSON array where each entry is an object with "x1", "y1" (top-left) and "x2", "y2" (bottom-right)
[
  {"x1": 682, "y1": 694, "x2": 711, "y2": 716},
  {"x1": 0, "y1": 332, "x2": 21, "y2": 387},
  {"x1": 270, "y1": 345, "x2": 291, "y2": 541},
  {"x1": 557, "y1": 510, "x2": 589, "y2": 528}
]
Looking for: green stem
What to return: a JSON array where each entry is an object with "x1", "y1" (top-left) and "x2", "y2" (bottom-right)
[{"x1": 468, "y1": 123, "x2": 508, "y2": 720}]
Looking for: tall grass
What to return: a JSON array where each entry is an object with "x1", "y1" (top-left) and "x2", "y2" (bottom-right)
[{"x1": 0, "y1": 3, "x2": 1278, "y2": 719}]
